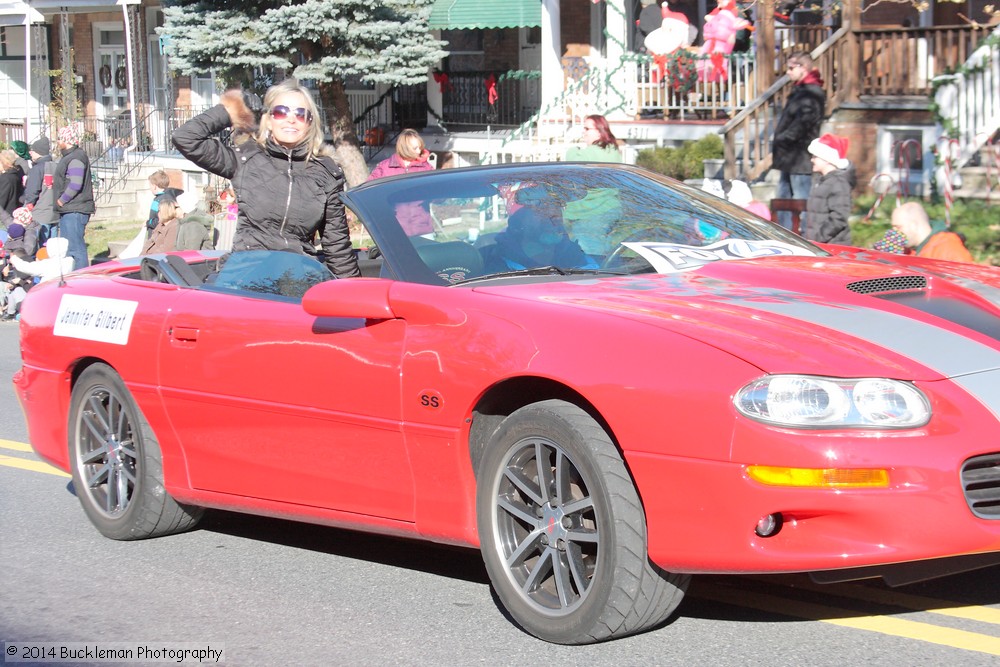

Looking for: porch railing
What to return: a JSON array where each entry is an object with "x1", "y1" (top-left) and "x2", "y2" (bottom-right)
[
  {"x1": 853, "y1": 25, "x2": 991, "y2": 97},
  {"x1": 0, "y1": 121, "x2": 27, "y2": 145},
  {"x1": 629, "y1": 52, "x2": 757, "y2": 119},
  {"x1": 933, "y1": 26, "x2": 1000, "y2": 169}
]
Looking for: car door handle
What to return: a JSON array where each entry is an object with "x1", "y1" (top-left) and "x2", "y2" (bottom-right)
[{"x1": 170, "y1": 326, "x2": 199, "y2": 343}]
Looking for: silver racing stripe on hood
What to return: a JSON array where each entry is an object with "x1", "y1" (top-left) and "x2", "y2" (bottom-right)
[
  {"x1": 734, "y1": 298, "x2": 1000, "y2": 375},
  {"x1": 953, "y1": 371, "x2": 1000, "y2": 421},
  {"x1": 737, "y1": 299, "x2": 1000, "y2": 420}
]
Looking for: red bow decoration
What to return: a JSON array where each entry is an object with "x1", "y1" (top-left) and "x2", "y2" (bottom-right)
[
  {"x1": 485, "y1": 73, "x2": 498, "y2": 105},
  {"x1": 651, "y1": 54, "x2": 669, "y2": 85},
  {"x1": 432, "y1": 71, "x2": 452, "y2": 93},
  {"x1": 710, "y1": 52, "x2": 728, "y2": 80}
]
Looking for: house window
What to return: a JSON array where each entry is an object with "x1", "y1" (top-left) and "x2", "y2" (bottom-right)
[
  {"x1": 441, "y1": 29, "x2": 484, "y2": 72},
  {"x1": 877, "y1": 126, "x2": 936, "y2": 197}
]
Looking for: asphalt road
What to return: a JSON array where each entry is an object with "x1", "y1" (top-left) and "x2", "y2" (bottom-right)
[{"x1": 1, "y1": 321, "x2": 998, "y2": 666}]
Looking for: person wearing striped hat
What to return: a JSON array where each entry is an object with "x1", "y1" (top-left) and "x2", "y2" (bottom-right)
[
  {"x1": 802, "y1": 133, "x2": 854, "y2": 245},
  {"x1": 4, "y1": 206, "x2": 40, "y2": 259},
  {"x1": 54, "y1": 121, "x2": 95, "y2": 271}
]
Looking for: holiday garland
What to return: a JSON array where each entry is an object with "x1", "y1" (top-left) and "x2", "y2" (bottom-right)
[{"x1": 928, "y1": 29, "x2": 999, "y2": 140}]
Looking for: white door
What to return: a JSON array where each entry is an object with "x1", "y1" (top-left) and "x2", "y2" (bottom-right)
[
  {"x1": 519, "y1": 27, "x2": 542, "y2": 120},
  {"x1": 94, "y1": 23, "x2": 128, "y2": 113}
]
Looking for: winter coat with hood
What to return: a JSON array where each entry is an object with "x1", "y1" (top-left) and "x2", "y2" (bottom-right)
[
  {"x1": 10, "y1": 236, "x2": 74, "y2": 282},
  {"x1": 175, "y1": 211, "x2": 215, "y2": 251},
  {"x1": 23, "y1": 154, "x2": 56, "y2": 221},
  {"x1": 0, "y1": 163, "x2": 24, "y2": 214},
  {"x1": 772, "y1": 70, "x2": 827, "y2": 175},
  {"x1": 804, "y1": 164, "x2": 856, "y2": 245},
  {"x1": 172, "y1": 102, "x2": 360, "y2": 279}
]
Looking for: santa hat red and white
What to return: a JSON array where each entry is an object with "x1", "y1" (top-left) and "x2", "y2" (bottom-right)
[{"x1": 807, "y1": 133, "x2": 850, "y2": 169}]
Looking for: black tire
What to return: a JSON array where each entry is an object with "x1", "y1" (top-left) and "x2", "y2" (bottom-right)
[
  {"x1": 476, "y1": 399, "x2": 689, "y2": 644},
  {"x1": 68, "y1": 363, "x2": 203, "y2": 540}
]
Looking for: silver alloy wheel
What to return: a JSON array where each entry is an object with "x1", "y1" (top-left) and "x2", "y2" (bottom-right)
[
  {"x1": 492, "y1": 436, "x2": 599, "y2": 615},
  {"x1": 69, "y1": 363, "x2": 203, "y2": 540},
  {"x1": 76, "y1": 382, "x2": 139, "y2": 519}
]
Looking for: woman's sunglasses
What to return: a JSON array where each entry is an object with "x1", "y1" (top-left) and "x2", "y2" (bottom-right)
[{"x1": 269, "y1": 105, "x2": 312, "y2": 122}]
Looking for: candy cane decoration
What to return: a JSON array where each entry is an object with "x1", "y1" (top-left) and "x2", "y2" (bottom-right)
[
  {"x1": 938, "y1": 137, "x2": 959, "y2": 228},
  {"x1": 864, "y1": 173, "x2": 897, "y2": 223},
  {"x1": 895, "y1": 138, "x2": 921, "y2": 203}
]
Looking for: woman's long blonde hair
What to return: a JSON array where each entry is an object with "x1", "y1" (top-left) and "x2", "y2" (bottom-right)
[{"x1": 256, "y1": 78, "x2": 327, "y2": 158}]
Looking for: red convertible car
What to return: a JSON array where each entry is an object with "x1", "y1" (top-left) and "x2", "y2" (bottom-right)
[{"x1": 14, "y1": 163, "x2": 1000, "y2": 644}]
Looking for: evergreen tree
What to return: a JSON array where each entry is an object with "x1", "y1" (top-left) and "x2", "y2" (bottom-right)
[{"x1": 160, "y1": 0, "x2": 447, "y2": 184}]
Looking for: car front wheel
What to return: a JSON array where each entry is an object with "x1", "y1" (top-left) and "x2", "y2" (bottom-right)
[
  {"x1": 476, "y1": 399, "x2": 689, "y2": 644},
  {"x1": 68, "y1": 363, "x2": 203, "y2": 540}
]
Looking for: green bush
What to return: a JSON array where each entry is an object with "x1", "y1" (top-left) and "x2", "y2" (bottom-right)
[
  {"x1": 636, "y1": 134, "x2": 723, "y2": 181},
  {"x1": 851, "y1": 196, "x2": 999, "y2": 266}
]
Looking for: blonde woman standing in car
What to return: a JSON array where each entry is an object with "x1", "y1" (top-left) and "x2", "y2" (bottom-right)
[{"x1": 173, "y1": 79, "x2": 360, "y2": 278}]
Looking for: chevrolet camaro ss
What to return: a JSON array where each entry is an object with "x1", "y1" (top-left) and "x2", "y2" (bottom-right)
[{"x1": 14, "y1": 163, "x2": 1000, "y2": 644}]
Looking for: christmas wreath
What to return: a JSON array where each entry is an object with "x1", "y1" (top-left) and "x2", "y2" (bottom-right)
[
  {"x1": 666, "y1": 54, "x2": 698, "y2": 96},
  {"x1": 99, "y1": 64, "x2": 112, "y2": 88},
  {"x1": 115, "y1": 66, "x2": 127, "y2": 89}
]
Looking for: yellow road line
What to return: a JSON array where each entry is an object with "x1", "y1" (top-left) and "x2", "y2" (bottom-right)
[
  {"x1": 696, "y1": 582, "x2": 1000, "y2": 657},
  {"x1": 0, "y1": 438, "x2": 33, "y2": 452},
  {"x1": 0, "y1": 453, "x2": 70, "y2": 478},
  {"x1": 752, "y1": 575, "x2": 1000, "y2": 626}
]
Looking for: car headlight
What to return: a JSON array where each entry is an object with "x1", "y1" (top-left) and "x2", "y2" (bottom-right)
[{"x1": 734, "y1": 375, "x2": 931, "y2": 428}]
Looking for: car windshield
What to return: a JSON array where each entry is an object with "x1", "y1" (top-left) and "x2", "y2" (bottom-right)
[{"x1": 344, "y1": 164, "x2": 823, "y2": 286}]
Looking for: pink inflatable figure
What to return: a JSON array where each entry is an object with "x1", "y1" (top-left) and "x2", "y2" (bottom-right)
[{"x1": 696, "y1": 0, "x2": 750, "y2": 83}]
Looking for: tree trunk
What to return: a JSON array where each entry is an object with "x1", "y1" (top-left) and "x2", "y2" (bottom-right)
[{"x1": 318, "y1": 79, "x2": 369, "y2": 187}]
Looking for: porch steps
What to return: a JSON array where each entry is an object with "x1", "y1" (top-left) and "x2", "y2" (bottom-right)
[{"x1": 90, "y1": 163, "x2": 162, "y2": 224}]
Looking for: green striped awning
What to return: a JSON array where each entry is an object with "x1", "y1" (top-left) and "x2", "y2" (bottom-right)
[{"x1": 428, "y1": 0, "x2": 541, "y2": 30}]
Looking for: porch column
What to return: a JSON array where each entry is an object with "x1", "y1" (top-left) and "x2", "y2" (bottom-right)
[
  {"x1": 540, "y1": 0, "x2": 561, "y2": 122},
  {"x1": 845, "y1": 0, "x2": 861, "y2": 102},
  {"x1": 757, "y1": 0, "x2": 775, "y2": 93},
  {"x1": 426, "y1": 32, "x2": 443, "y2": 128},
  {"x1": 604, "y1": 0, "x2": 630, "y2": 120},
  {"x1": 118, "y1": 0, "x2": 140, "y2": 146},
  {"x1": 24, "y1": 15, "x2": 32, "y2": 139}
]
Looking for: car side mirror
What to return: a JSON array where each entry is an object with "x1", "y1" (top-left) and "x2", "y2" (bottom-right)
[{"x1": 301, "y1": 278, "x2": 396, "y2": 320}]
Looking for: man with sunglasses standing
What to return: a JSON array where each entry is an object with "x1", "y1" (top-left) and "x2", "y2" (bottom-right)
[
  {"x1": 771, "y1": 51, "x2": 826, "y2": 231},
  {"x1": 173, "y1": 79, "x2": 361, "y2": 278}
]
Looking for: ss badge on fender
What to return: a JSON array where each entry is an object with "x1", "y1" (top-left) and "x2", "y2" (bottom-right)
[{"x1": 419, "y1": 390, "x2": 442, "y2": 409}]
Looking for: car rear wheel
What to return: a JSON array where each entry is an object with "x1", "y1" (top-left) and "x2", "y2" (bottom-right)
[
  {"x1": 69, "y1": 363, "x2": 203, "y2": 540},
  {"x1": 476, "y1": 399, "x2": 689, "y2": 644}
]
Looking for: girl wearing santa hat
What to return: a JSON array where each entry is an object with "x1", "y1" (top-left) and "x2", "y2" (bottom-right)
[{"x1": 803, "y1": 133, "x2": 855, "y2": 245}]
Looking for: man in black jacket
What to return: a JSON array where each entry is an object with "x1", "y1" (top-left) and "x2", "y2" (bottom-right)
[
  {"x1": 23, "y1": 137, "x2": 58, "y2": 245},
  {"x1": 772, "y1": 51, "x2": 826, "y2": 230}
]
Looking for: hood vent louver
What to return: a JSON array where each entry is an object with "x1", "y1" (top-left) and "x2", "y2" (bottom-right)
[{"x1": 846, "y1": 275, "x2": 927, "y2": 295}]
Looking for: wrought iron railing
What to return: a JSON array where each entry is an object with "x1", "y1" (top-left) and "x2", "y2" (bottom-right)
[{"x1": 441, "y1": 72, "x2": 536, "y2": 127}]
